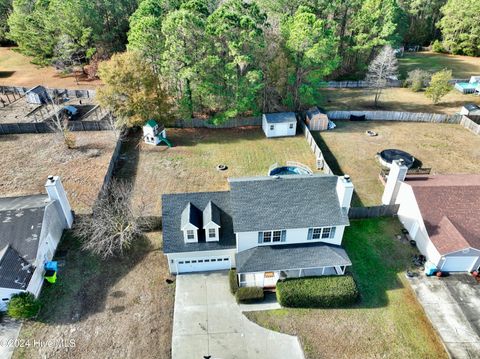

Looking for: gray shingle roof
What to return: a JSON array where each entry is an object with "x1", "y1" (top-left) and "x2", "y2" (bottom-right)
[
  {"x1": 236, "y1": 242, "x2": 352, "y2": 273},
  {"x1": 181, "y1": 202, "x2": 202, "y2": 229},
  {"x1": 229, "y1": 175, "x2": 349, "y2": 232},
  {"x1": 0, "y1": 246, "x2": 34, "y2": 290},
  {"x1": 264, "y1": 112, "x2": 297, "y2": 124},
  {"x1": 203, "y1": 201, "x2": 221, "y2": 227},
  {"x1": 162, "y1": 192, "x2": 236, "y2": 253}
]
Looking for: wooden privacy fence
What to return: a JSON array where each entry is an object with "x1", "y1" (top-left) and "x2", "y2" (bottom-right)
[
  {"x1": 0, "y1": 119, "x2": 113, "y2": 135},
  {"x1": 298, "y1": 119, "x2": 334, "y2": 174},
  {"x1": 323, "y1": 80, "x2": 402, "y2": 88},
  {"x1": 327, "y1": 110, "x2": 462, "y2": 123},
  {"x1": 460, "y1": 115, "x2": 480, "y2": 135},
  {"x1": 348, "y1": 205, "x2": 399, "y2": 219},
  {"x1": 174, "y1": 117, "x2": 261, "y2": 128}
]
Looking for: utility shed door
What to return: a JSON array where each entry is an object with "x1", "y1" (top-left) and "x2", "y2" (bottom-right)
[{"x1": 441, "y1": 256, "x2": 477, "y2": 272}]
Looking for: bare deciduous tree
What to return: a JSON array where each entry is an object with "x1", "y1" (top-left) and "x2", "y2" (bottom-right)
[
  {"x1": 75, "y1": 180, "x2": 146, "y2": 259},
  {"x1": 46, "y1": 96, "x2": 76, "y2": 149},
  {"x1": 366, "y1": 45, "x2": 399, "y2": 107}
]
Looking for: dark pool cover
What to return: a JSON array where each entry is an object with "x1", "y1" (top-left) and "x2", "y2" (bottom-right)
[{"x1": 379, "y1": 149, "x2": 415, "y2": 168}]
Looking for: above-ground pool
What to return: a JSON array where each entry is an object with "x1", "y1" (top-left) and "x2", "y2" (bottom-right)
[
  {"x1": 455, "y1": 82, "x2": 479, "y2": 94},
  {"x1": 269, "y1": 165, "x2": 313, "y2": 176},
  {"x1": 379, "y1": 149, "x2": 415, "y2": 168}
]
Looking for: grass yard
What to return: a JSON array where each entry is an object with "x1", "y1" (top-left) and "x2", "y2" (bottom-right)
[
  {"x1": 116, "y1": 127, "x2": 318, "y2": 215},
  {"x1": 0, "y1": 132, "x2": 116, "y2": 213},
  {"x1": 398, "y1": 51, "x2": 480, "y2": 79},
  {"x1": 0, "y1": 47, "x2": 101, "y2": 89},
  {"x1": 13, "y1": 231, "x2": 174, "y2": 359},
  {"x1": 246, "y1": 218, "x2": 448, "y2": 359},
  {"x1": 312, "y1": 121, "x2": 480, "y2": 206},
  {"x1": 320, "y1": 87, "x2": 479, "y2": 115}
]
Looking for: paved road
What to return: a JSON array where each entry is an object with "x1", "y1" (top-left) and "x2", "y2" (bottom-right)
[
  {"x1": 409, "y1": 273, "x2": 480, "y2": 359},
  {"x1": 172, "y1": 271, "x2": 304, "y2": 359}
]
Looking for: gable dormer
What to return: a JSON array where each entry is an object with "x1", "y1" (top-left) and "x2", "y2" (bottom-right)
[
  {"x1": 203, "y1": 201, "x2": 221, "y2": 242},
  {"x1": 181, "y1": 202, "x2": 202, "y2": 243}
]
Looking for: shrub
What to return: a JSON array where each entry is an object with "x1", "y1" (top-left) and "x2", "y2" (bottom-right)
[
  {"x1": 431, "y1": 40, "x2": 445, "y2": 54},
  {"x1": 229, "y1": 269, "x2": 239, "y2": 294},
  {"x1": 276, "y1": 275, "x2": 359, "y2": 308},
  {"x1": 7, "y1": 292, "x2": 40, "y2": 319},
  {"x1": 425, "y1": 69, "x2": 452, "y2": 104},
  {"x1": 406, "y1": 69, "x2": 430, "y2": 92},
  {"x1": 235, "y1": 286, "x2": 264, "y2": 303}
]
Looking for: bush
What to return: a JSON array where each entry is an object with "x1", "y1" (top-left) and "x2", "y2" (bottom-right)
[
  {"x1": 431, "y1": 40, "x2": 445, "y2": 54},
  {"x1": 276, "y1": 275, "x2": 359, "y2": 308},
  {"x1": 235, "y1": 286, "x2": 264, "y2": 303},
  {"x1": 406, "y1": 69, "x2": 430, "y2": 92},
  {"x1": 229, "y1": 269, "x2": 239, "y2": 294},
  {"x1": 7, "y1": 292, "x2": 40, "y2": 319}
]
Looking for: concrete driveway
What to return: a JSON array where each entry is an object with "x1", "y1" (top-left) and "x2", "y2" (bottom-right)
[
  {"x1": 172, "y1": 271, "x2": 304, "y2": 359},
  {"x1": 409, "y1": 273, "x2": 480, "y2": 358}
]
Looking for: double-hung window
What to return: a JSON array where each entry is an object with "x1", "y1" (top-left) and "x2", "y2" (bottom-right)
[
  {"x1": 272, "y1": 230, "x2": 282, "y2": 242},
  {"x1": 208, "y1": 228, "x2": 216, "y2": 238},
  {"x1": 308, "y1": 227, "x2": 336, "y2": 240},
  {"x1": 263, "y1": 231, "x2": 272, "y2": 243},
  {"x1": 187, "y1": 230, "x2": 195, "y2": 240},
  {"x1": 259, "y1": 230, "x2": 286, "y2": 243},
  {"x1": 322, "y1": 227, "x2": 331, "y2": 238},
  {"x1": 312, "y1": 228, "x2": 322, "y2": 240}
]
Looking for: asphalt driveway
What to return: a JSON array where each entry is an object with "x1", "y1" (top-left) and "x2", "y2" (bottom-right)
[
  {"x1": 409, "y1": 273, "x2": 480, "y2": 359},
  {"x1": 172, "y1": 271, "x2": 304, "y2": 359}
]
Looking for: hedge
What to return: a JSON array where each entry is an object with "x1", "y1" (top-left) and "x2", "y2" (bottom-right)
[
  {"x1": 7, "y1": 292, "x2": 40, "y2": 319},
  {"x1": 229, "y1": 269, "x2": 239, "y2": 294},
  {"x1": 276, "y1": 275, "x2": 359, "y2": 308},
  {"x1": 235, "y1": 286, "x2": 264, "y2": 303}
]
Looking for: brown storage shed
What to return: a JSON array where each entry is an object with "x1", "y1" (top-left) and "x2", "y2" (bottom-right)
[{"x1": 305, "y1": 107, "x2": 329, "y2": 131}]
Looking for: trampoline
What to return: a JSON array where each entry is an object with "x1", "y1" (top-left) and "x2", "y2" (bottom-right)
[{"x1": 378, "y1": 149, "x2": 415, "y2": 168}]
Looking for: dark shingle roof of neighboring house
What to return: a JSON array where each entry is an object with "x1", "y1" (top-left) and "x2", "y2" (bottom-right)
[
  {"x1": 203, "y1": 201, "x2": 221, "y2": 227},
  {"x1": 229, "y1": 175, "x2": 349, "y2": 232},
  {"x1": 0, "y1": 246, "x2": 34, "y2": 290},
  {"x1": 162, "y1": 191, "x2": 236, "y2": 253},
  {"x1": 0, "y1": 195, "x2": 50, "y2": 264},
  {"x1": 181, "y1": 202, "x2": 202, "y2": 229},
  {"x1": 406, "y1": 174, "x2": 480, "y2": 254},
  {"x1": 236, "y1": 242, "x2": 351, "y2": 273},
  {"x1": 264, "y1": 112, "x2": 297, "y2": 124}
]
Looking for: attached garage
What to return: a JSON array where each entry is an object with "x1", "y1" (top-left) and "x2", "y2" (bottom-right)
[
  {"x1": 441, "y1": 256, "x2": 479, "y2": 272},
  {"x1": 174, "y1": 255, "x2": 232, "y2": 273}
]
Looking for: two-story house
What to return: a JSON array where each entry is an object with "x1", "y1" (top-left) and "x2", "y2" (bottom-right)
[{"x1": 162, "y1": 174, "x2": 354, "y2": 288}]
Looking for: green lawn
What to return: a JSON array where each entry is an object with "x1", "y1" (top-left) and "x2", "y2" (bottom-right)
[
  {"x1": 246, "y1": 218, "x2": 447, "y2": 359},
  {"x1": 398, "y1": 51, "x2": 480, "y2": 79}
]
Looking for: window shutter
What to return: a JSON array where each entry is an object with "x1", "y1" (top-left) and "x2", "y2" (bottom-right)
[
  {"x1": 281, "y1": 230, "x2": 286, "y2": 242},
  {"x1": 307, "y1": 228, "x2": 313, "y2": 240},
  {"x1": 258, "y1": 232, "x2": 263, "y2": 244},
  {"x1": 330, "y1": 227, "x2": 336, "y2": 238}
]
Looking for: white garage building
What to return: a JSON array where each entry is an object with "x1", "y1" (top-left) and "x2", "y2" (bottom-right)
[
  {"x1": 383, "y1": 160, "x2": 480, "y2": 272},
  {"x1": 262, "y1": 112, "x2": 297, "y2": 138}
]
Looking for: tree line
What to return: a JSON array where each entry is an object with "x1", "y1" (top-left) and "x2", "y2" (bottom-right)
[{"x1": 0, "y1": 0, "x2": 479, "y2": 122}]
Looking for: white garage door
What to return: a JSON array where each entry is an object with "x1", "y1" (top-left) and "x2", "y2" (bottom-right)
[
  {"x1": 176, "y1": 256, "x2": 231, "y2": 273},
  {"x1": 441, "y1": 256, "x2": 478, "y2": 272}
]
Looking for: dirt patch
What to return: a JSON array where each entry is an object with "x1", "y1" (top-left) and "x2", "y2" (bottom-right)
[
  {"x1": 0, "y1": 132, "x2": 116, "y2": 213},
  {"x1": 13, "y1": 232, "x2": 174, "y2": 359},
  {"x1": 313, "y1": 121, "x2": 480, "y2": 206},
  {"x1": 0, "y1": 47, "x2": 101, "y2": 89}
]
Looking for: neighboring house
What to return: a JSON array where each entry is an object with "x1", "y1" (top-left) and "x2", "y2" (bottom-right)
[
  {"x1": 163, "y1": 174, "x2": 354, "y2": 288},
  {"x1": 0, "y1": 176, "x2": 73, "y2": 310},
  {"x1": 262, "y1": 112, "x2": 297, "y2": 138},
  {"x1": 383, "y1": 160, "x2": 480, "y2": 272}
]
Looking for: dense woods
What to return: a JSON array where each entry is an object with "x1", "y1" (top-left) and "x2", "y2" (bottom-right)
[{"x1": 1, "y1": 0, "x2": 479, "y2": 120}]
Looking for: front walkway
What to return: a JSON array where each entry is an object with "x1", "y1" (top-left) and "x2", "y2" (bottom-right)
[
  {"x1": 172, "y1": 271, "x2": 304, "y2": 359},
  {"x1": 409, "y1": 273, "x2": 480, "y2": 358}
]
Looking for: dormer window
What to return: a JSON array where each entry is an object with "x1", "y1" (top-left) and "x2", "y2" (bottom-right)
[
  {"x1": 203, "y1": 201, "x2": 221, "y2": 242},
  {"x1": 181, "y1": 202, "x2": 202, "y2": 243}
]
